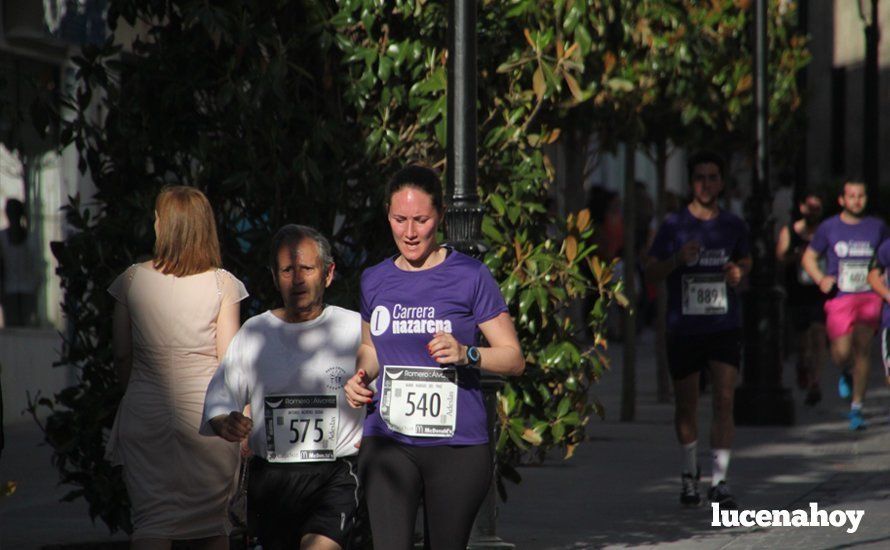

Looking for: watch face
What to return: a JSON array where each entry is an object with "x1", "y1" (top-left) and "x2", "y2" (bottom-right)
[{"x1": 468, "y1": 346, "x2": 480, "y2": 363}]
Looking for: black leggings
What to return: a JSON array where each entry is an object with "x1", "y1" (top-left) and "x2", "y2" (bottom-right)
[{"x1": 358, "y1": 436, "x2": 491, "y2": 550}]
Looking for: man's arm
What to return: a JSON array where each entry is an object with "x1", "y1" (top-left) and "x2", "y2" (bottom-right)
[
  {"x1": 200, "y1": 333, "x2": 251, "y2": 441},
  {"x1": 801, "y1": 247, "x2": 835, "y2": 294}
]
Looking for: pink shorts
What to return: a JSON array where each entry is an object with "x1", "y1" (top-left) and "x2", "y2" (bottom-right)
[{"x1": 824, "y1": 293, "x2": 882, "y2": 341}]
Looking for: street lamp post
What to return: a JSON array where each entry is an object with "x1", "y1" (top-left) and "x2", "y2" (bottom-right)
[
  {"x1": 445, "y1": 0, "x2": 484, "y2": 253},
  {"x1": 734, "y1": 0, "x2": 794, "y2": 426},
  {"x1": 443, "y1": 1, "x2": 513, "y2": 548},
  {"x1": 862, "y1": 0, "x2": 880, "y2": 201}
]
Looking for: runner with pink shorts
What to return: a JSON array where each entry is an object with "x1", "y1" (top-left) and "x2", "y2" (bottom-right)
[{"x1": 802, "y1": 181, "x2": 887, "y2": 430}]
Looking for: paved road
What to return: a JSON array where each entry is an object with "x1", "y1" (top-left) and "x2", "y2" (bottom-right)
[
  {"x1": 498, "y1": 329, "x2": 890, "y2": 549},
  {"x1": 3, "y1": 329, "x2": 890, "y2": 549}
]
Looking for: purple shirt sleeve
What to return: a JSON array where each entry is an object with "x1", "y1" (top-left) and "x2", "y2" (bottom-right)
[{"x1": 472, "y1": 264, "x2": 508, "y2": 326}]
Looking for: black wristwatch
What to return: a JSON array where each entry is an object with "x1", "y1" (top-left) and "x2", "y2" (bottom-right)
[{"x1": 466, "y1": 345, "x2": 481, "y2": 368}]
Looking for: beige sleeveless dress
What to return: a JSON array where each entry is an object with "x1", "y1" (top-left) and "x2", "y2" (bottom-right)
[{"x1": 106, "y1": 263, "x2": 248, "y2": 538}]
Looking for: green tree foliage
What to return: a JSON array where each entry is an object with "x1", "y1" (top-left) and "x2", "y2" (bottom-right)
[
  {"x1": 39, "y1": 0, "x2": 807, "y2": 533},
  {"x1": 492, "y1": 0, "x2": 808, "y2": 166},
  {"x1": 40, "y1": 0, "x2": 626, "y2": 531},
  {"x1": 39, "y1": 1, "x2": 368, "y2": 531},
  {"x1": 329, "y1": 0, "x2": 631, "y2": 483}
]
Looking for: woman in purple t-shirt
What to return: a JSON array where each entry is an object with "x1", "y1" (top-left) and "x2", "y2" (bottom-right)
[{"x1": 345, "y1": 165, "x2": 525, "y2": 549}]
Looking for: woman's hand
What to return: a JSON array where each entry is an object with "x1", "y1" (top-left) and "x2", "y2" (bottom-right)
[
  {"x1": 428, "y1": 331, "x2": 468, "y2": 366},
  {"x1": 345, "y1": 369, "x2": 374, "y2": 408}
]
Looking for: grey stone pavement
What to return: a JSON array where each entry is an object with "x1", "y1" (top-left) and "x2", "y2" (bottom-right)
[
  {"x1": 2, "y1": 328, "x2": 890, "y2": 549},
  {"x1": 498, "y1": 329, "x2": 890, "y2": 549}
]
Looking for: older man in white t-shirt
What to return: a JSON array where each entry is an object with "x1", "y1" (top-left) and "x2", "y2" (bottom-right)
[{"x1": 201, "y1": 224, "x2": 363, "y2": 550}]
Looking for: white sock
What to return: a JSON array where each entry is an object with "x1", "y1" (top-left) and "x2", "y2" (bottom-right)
[
  {"x1": 711, "y1": 449, "x2": 731, "y2": 486},
  {"x1": 682, "y1": 441, "x2": 697, "y2": 475},
  {"x1": 851, "y1": 401, "x2": 863, "y2": 412}
]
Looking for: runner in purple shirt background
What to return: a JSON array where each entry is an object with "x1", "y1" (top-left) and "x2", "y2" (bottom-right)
[
  {"x1": 645, "y1": 150, "x2": 751, "y2": 511},
  {"x1": 344, "y1": 165, "x2": 524, "y2": 550},
  {"x1": 802, "y1": 181, "x2": 886, "y2": 431}
]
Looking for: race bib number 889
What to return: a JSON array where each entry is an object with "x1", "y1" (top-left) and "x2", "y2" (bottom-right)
[
  {"x1": 681, "y1": 273, "x2": 728, "y2": 315},
  {"x1": 381, "y1": 365, "x2": 457, "y2": 438}
]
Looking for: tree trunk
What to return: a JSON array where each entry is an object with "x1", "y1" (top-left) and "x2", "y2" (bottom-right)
[
  {"x1": 654, "y1": 139, "x2": 671, "y2": 404},
  {"x1": 621, "y1": 141, "x2": 637, "y2": 422},
  {"x1": 863, "y1": 0, "x2": 880, "y2": 202}
]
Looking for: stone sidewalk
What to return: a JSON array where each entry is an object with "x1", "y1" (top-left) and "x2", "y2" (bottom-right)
[
  {"x1": 3, "y1": 328, "x2": 890, "y2": 549},
  {"x1": 0, "y1": 417, "x2": 128, "y2": 549},
  {"x1": 497, "y1": 329, "x2": 890, "y2": 549}
]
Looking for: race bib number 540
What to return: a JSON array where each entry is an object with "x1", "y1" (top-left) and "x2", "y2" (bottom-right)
[
  {"x1": 264, "y1": 394, "x2": 338, "y2": 463},
  {"x1": 381, "y1": 366, "x2": 457, "y2": 438}
]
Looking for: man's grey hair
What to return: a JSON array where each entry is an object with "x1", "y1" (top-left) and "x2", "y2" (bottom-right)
[{"x1": 269, "y1": 224, "x2": 335, "y2": 273}]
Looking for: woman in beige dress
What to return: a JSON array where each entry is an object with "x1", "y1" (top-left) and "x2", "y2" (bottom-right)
[{"x1": 107, "y1": 186, "x2": 247, "y2": 549}]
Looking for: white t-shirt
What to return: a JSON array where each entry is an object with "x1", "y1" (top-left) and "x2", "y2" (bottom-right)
[{"x1": 200, "y1": 306, "x2": 363, "y2": 461}]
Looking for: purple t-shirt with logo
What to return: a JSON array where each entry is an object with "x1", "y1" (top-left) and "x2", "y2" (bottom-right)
[
  {"x1": 648, "y1": 207, "x2": 750, "y2": 335},
  {"x1": 808, "y1": 215, "x2": 887, "y2": 297},
  {"x1": 869, "y1": 239, "x2": 890, "y2": 328},
  {"x1": 360, "y1": 249, "x2": 508, "y2": 446}
]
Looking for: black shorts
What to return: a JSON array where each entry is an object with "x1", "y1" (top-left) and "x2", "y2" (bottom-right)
[
  {"x1": 248, "y1": 456, "x2": 359, "y2": 549},
  {"x1": 667, "y1": 329, "x2": 742, "y2": 380}
]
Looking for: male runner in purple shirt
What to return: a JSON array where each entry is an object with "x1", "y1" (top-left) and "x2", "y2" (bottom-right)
[
  {"x1": 646, "y1": 151, "x2": 751, "y2": 510},
  {"x1": 803, "y1": 181, "x2": 886, "y2": 430}
]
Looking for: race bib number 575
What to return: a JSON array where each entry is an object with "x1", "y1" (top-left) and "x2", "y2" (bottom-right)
[
  {"x1": 381, "y1": 366, "x2": 457, "y2": 438},
  {"x1": 264, "y1": 394, "x2": 338, "y2": 463}
]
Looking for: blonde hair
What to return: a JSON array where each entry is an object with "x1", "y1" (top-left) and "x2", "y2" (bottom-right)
[{"x1": 152, "y1": 186, "x2": 222, "y2": 277}]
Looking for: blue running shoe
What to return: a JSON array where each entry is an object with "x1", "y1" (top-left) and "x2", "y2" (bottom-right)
[
  {"x1": 849, "y1": 409, "x2": 867, "y2": 431},
  {"x1": 838, "y1": 372, "x2": 852, "y2": 400}
]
